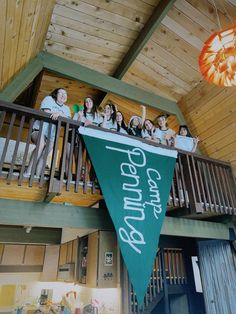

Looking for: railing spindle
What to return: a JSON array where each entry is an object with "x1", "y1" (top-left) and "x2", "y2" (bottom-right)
[
  {"x1": 0, "y1": 112, "x2": 16, "y2": 176},
  {"x1": 7, "y1": 115, "x2": 25, "y2": 183}
]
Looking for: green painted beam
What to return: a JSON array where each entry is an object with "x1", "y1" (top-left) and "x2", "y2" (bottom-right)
[
  {"x1": 39, "y1": 52, "x2": 186, "y2": 124},
  {"x1": 0, "y1": 226, "x2": 61, "y2": 244},
  {"x1": 0, "y1": 56, "x2": 44, "y2": 102},
  {"x1": 0, "y1": 199, "x2": 229, "y2": 240},
  {"x1": 113, "y1": 0, "x2": 176, "y2": 79},
  {"x1": 161, "y1": 216, "x2": 229, "y2": 240},
  {"x1": 0, "y1": 199, "x2": 114, "y2": 230}
]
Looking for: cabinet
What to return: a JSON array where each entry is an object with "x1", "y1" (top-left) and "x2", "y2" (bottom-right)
[
  {"x1": 24, "y1": 245, "x2": 45, "y2": 265},
  {"x1": 77, "y1": 231, "x2": 118, "y2": 288},
  {"x1": 1, "y1": 244, "x2": 25, "y2": 265},
  {"x1": 41, "y1": 245, "x2": 60, "y2": 281},
  {"x1": 59, "y1": 239, "x2": 78, "y2": 266},
  {"x1": 0, "y1": 244, "x2": 45, "y2": 266}
]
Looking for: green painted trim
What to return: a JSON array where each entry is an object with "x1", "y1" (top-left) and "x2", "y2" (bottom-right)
[
  {"x1": 0, "y1": 226, "x2": 61, "y2": 244},
  {"x1": 113, "y1": 0, "x2": 176, "y2": 79},
  {"x1": 0, "y1": 199, "x2": 229, "y2": 240},
  {"x1": 0, "y1": 50, "x2": 186, "y2": 124},
  {"x1": 0, "y1": 199, "x2": 113, "y2": 230},
  {"x1": 161, "y1": 217, "x2": 229, "y2": 240},
  {"x1": 39, "y1": 52, "x2": 185, "y2": 119},
  {"x1": 0, "y1": 56, "x2": 44, "y2": 102}
]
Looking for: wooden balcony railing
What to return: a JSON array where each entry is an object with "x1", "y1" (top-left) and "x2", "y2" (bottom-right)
[{"x1": 0, "y1": 100, "x2": 235, "y2": 216}]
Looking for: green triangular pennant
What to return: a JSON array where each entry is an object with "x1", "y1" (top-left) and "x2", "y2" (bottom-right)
[{"x1": 79, "y1": 127, "x2": 177, "y2": 305}]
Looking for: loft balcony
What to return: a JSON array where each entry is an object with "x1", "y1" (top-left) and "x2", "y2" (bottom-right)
[{"x1": 0, "y1": 100, "x2": 235, "y2": 220}]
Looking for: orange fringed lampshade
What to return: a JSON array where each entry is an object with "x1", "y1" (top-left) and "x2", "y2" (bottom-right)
[{"x1": 199, "y1": 23, "x2": 236, "y2": 87}]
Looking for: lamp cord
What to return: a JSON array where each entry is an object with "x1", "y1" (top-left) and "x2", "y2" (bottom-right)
[
  {"x1": 222, "y1": 2, "x2": 234, "y2": 25},
  {"x1": 211, "y1": 0, "x2": 222, "y2": 29}
]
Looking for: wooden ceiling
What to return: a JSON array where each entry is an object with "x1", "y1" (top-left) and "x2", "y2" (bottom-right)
[{"x1": 0, "y1": 0, "x2": 235, "y2": 172}]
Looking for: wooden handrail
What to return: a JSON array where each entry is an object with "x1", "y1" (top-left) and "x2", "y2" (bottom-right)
[{"x1": 0, "y1": 101, "x2": 235, "y2": 216}]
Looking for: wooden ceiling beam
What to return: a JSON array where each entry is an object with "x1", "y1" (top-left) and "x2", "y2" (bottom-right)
[
  {"x1": 0, "y1": 199, "x2": 230, "y2": 240},
  {"x1": 0, "y1": 56, "x2": 44, "y2": 102},
  {"x1": 113, "y1": 0, "x2": 176, "y2": 79},
  {"x1": 40, "y1": 52, "x2": 185, "y2": 123},
  {"x1": 0, "y1": 50, "x2": 186, "y2": 124}
]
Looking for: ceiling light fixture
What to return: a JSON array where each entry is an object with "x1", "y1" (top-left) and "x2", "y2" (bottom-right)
[{"x1": 199, "y1": 1, "x2": 236, "y2": 87}]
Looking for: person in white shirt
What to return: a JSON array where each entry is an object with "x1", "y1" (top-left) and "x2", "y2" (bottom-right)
[
  {"x1": 101, "y1": 102, "x2": 117, "y2": 131},
  {"x1": 116, "y1": 111, "x2": 128, "y2": 134},
  {"x1": 25, "y1": 88, "x2": 71, "y2": 177},
  {"x1": 154, "y1": 114, "x2": 175, "y2": 146},
  {"x1": 174, "y1": 125, "x2": 199, "y2": 152},
  {"x1": 74, "y1": 96, "x2": 103, "y2": 127}
]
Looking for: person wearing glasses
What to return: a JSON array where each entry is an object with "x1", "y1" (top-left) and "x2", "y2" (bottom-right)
[{"x1": 25, "y1": 88, "x2": 71, "y2": 178}]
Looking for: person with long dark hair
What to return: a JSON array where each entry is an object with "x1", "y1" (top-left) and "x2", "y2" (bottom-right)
[
  {"x1": 116, "y1": 111, "x2": 128, "y2": 134},
  {"x1": 127, "y1": 105, "x2": 146, "y2": 138},
  {"x1": 101, "y1": 102, "x2": 117, "y2": 130},
  {"x1": 174, "y1": 125, "x2": 199, "y2": 152},
  {"x1": 74, "y1": 96, "x2": 102, "y2": 126}
]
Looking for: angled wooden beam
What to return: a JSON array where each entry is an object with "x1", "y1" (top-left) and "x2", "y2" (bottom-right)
[
  {"x1": 0, "y1": 56, "x2": 44, "y2": 102},
  {"x1": 113, "y1": 0, "x2": 176, "y2": 79},
  {"x1": 39, "y1": 51, "x2": 186, "y2": 124},
  {"x1": 0, "y1": 226, "x2": 61, "y2": 244},
  {"x1": 0, "y1": 199, "x2": 229, "y2": 240}
]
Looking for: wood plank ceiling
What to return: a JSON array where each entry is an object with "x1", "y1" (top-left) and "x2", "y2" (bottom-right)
[{"x1": 0, "y1": 0, "x2": 235, "y2": 172}]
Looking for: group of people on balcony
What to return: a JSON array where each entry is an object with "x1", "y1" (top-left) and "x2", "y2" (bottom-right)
[{"x1": 24, "y1": 88, "x2": 199, "y2": 178}]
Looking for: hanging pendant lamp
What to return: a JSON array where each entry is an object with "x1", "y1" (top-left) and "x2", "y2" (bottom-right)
[{"x1": 199, "y1": 23, "x2": 236, "y2": 87}]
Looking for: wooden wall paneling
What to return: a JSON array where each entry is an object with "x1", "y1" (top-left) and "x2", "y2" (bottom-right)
[
  {"x1": 35, "y1": 0, "x2": 55, "y2": 53},
  {"x1": 51, "y1": 14, "x2": 132, "y2": 47},
  {"x1": 52, "y1": 4, "x2": 139, "y2": 39},
  {"x1": 124, "y1": 63, "x2": 182, "y2": 101},
  {"x1": 23, "y1": 245, "x2": 45, "y2": 265},
  {"x1": 80, "y1": 0, "x2": 151, "y2": 22},
  {"x1": 48, "y1": 28, "x2": 125, "y2": 59},
  {"x1": 195, "y1": 110, "x2": 236, "y2": 141},
  {"x1": 174, "y1": 0, "x2": 217, "y2": 32},
  {"x1": 138, "y1": 54, "x2": 192, "y2": 93},
  {"x1": 20, "y1": 1, "x2": 48, "y2": 70},
  {"x1": 101, "y1": 0, "x2": 158, "y2": 14},
  {"x1": 187, "y1": 0, "x2": 235, "y2": 29},
  {"x1": 134, "y1": 57, "x2": 189, "y2": 95},
  {"x1": 181, "y1": 91, "x2": 236, "y2": 135},
  {"x1": 45, "y1": 43, "x2": 116, "y2": 75},
  {"x1": 210, "y1": 0, "x2": 236, "y2": 22},
  {"x1": 1, "y1": 244, "x2": 25, "y2": 265},
  {"x1": 2, "y1": 1, "x2": 15, "y2": 88},
  {"x1": 151, "y1": 25, "x2": 200, "y2": 72},
  {"x1": 180, "y1": 84, "x2": 232, "y2": 115},
  {"x1": 25, "y1": 0, "x2": 43, "y2": 62},
  {"x1": 7, "y1": 0, "x2": 24, "y2": 82},
  {"x1": 168, "y1": 5, "x2": 212, "y2": 43},
  {"x1": 57, "y1": 0, "x2": 145, "y2": 31},
  {"x1": 0, "y1": 1, "x2": 7, "y2": 89},
  {"x1": 161, "y1": 15, "x2": 203, "y2": 50},
  {"x1": 49, "y1": 23, "x2": 127, "y2": 54},
  {"x1": 14, "y1": 0, "x2": 36, "y2": 74},
  {"x1": 142, "y1": 40, "x2": 200, "y2": 84}
]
